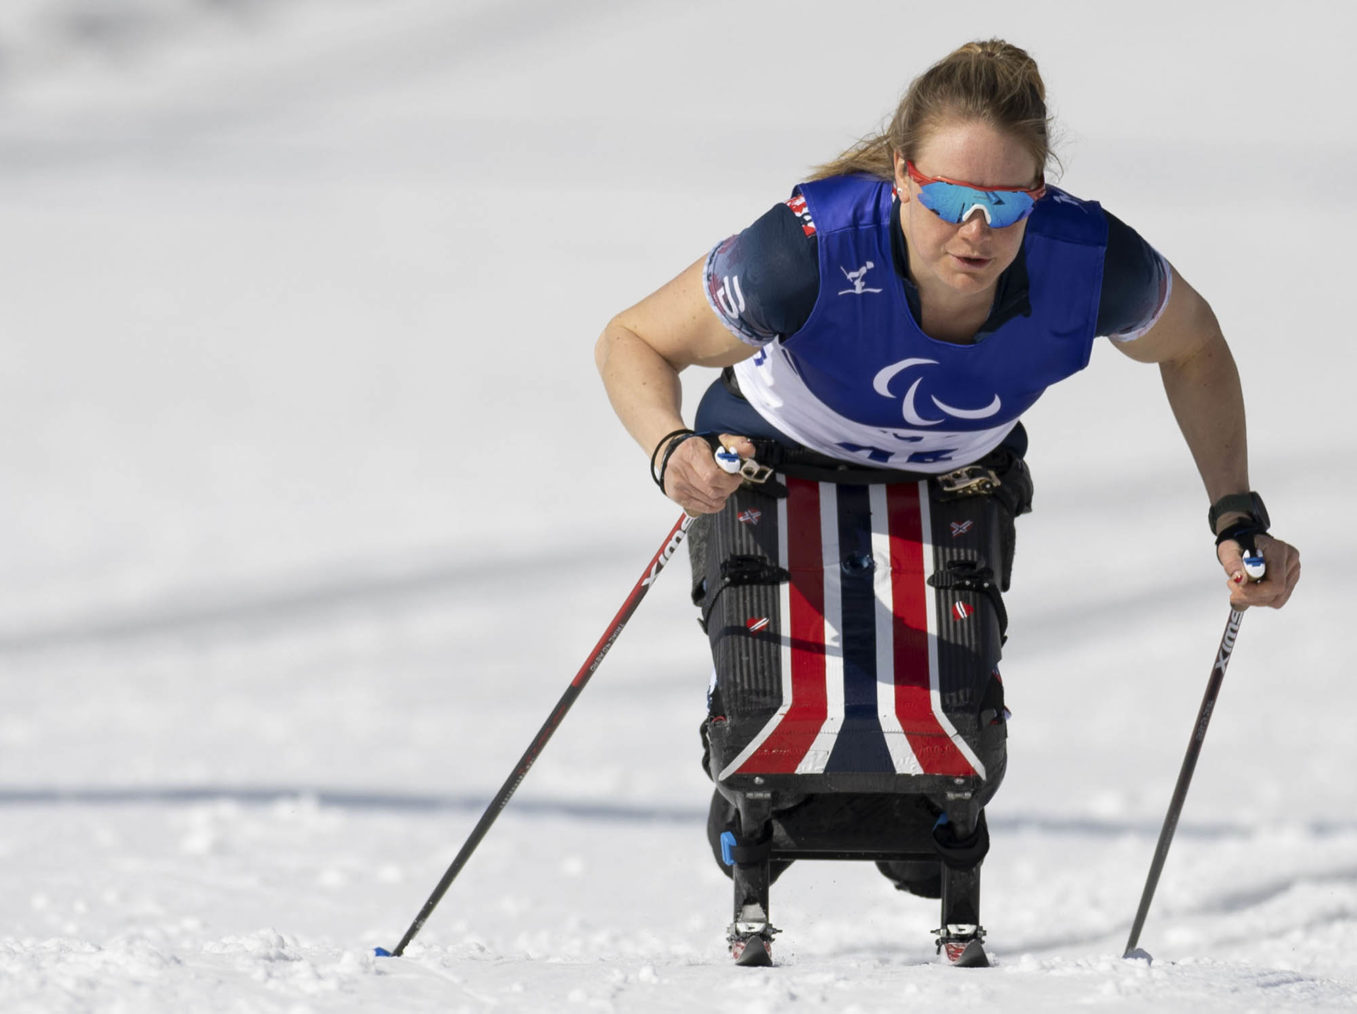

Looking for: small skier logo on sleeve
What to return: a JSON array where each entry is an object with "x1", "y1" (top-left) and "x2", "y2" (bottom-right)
[
  {"x1": 952, "y1": 602, "x2": 974, "y2": 622},
  {"x1": 950, "y1": 520, "x2": 974, "y2": 537},
  {"x1": 737, "y1": 509, "x2": 762, "y2": 526},
  {"x1": 838, "y1": 261, "x2": 883, "y2": 295}
]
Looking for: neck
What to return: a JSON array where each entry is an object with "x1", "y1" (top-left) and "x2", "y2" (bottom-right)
[
  {"x1": 912, "y1": 271, "x2": 994, "y2": 318},
  {"x1": 908, "y1": 266, "x2": 994, "y2": 344}
]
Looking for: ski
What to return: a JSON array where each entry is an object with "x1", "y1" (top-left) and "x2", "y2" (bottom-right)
[
  {"x1": 937, "y1": 925, "x2": 989, "y2": 967},
  {"x1": 729, "y1": 901, "x2": 777, "y2": 967},
  {"x1": 731, "y1": 933, "x2": 773, "y2": 967}
]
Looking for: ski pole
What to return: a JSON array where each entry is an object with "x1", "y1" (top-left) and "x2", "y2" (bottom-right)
[
  {"x1": 1122, "y1": 596, "x2": 1257, "y2": 959},
  {"x1": 380, "y1": 449, "x2": 743, "y2": 957}
]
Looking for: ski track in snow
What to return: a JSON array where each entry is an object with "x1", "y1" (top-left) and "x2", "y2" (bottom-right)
[{"x1": 2, "y1": 2, "x2": 1355, "y2": 1010}]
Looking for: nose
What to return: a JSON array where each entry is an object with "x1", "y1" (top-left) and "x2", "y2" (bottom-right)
[{"x1": 958, "y1": 207, "x2": 992, "y2": 236}]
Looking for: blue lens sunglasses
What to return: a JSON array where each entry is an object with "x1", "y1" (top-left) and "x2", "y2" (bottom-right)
[{"x1": 904, "y1": 160, "x2": 1047, "y2": 229}]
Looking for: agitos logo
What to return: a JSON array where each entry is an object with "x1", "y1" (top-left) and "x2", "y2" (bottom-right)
[{"x1": 872, "y1": 358, "x2": 1003, "y2": 428}]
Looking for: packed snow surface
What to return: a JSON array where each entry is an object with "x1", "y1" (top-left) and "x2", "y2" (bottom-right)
[{"x1": 2, "y1": 2, "x2": 1353, "y2": 1011}]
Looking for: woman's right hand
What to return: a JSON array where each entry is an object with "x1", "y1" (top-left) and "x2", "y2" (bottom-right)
[{"x1": 661, "y1": 433, "x2": 757, "y2": 515}]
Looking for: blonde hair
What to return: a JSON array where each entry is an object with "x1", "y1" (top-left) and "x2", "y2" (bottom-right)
[{"x1": 809, "y1": 39, "x2": 1053, "y2": 182}]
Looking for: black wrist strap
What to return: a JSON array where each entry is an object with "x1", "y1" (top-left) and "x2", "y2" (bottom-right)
[{"x1": 1215, "y1": 519, "x2": 1267, "y2": 556}]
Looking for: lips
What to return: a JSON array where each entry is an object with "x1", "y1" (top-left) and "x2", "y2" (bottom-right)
[{"x1": 951, "y1": 253, "x2": 992, "y2": 269}]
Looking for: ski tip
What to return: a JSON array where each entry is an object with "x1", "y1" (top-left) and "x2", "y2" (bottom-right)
[
  {"x1": 373, "y1": 947, "x2": 394, "y2": 958},
  {"x1": 942, "y1": 938, "x2": 990, "y2": 968},
  {"x1": 732, "y1": 935, "x2": 773, "y2": 967},
  {"x1": 1123, "y1": 947, "x2": 1153, "y2": 965}
]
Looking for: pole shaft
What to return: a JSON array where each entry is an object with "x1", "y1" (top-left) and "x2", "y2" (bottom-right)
[
  {"x1": 389, "y1": 513, "x2": 695, "y2": 956},
  {"x1": 1123, "y1": 608, "x2": 1246, "y2": 957}
]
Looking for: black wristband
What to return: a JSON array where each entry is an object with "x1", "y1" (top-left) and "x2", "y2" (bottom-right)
[
  {"x1": 650, "y1": 428, "x2": 703, "y2": 492},
  {"x1": 1207, "y1": 491, "x2": 1270, "y2": 535},
  {"x1": 650, "y1": 429, "x2": 694, "y2": 488}
]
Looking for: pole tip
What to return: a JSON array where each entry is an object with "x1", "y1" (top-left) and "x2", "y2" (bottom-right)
[
  {"x1": 1123, "y1": 947, "x2": 1153, "y2": 964},
  {"x1": 374, "y1": 947, "x2": 394, "y2": 957}
]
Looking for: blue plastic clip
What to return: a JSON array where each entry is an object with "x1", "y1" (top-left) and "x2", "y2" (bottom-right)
[
  {"x1": 1242, "y1": 551, "x2": 1266, "y2": 581},
  {"x1": 714, "y1": 446, "x2": 742, "y2": 475},
  {"x1": 720, "y1": 830, "x2": 737, "y2": 866}
]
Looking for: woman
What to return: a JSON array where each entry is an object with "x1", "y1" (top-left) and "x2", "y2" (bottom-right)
[{"x1": 595, "y1": 40, "x2": 1300, "y2": 966}]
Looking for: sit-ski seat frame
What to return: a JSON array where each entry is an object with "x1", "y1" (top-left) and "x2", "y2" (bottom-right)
[{"x1": 693, "y1": 453, "x2": 1030, "y2": 963}]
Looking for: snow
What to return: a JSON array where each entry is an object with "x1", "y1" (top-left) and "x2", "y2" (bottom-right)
[{"x1": 1, "y1": 1, "x2": 1353, "y2": 1010}]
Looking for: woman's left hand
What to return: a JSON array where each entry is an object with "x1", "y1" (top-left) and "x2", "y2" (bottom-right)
[{"x1": 1217, "y1": 533, "x2": 1301, "y2": 609}]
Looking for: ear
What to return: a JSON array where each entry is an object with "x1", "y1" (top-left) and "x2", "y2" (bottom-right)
[{"x1": 892, "y1": 151, "x2": 910, "y2": 203}]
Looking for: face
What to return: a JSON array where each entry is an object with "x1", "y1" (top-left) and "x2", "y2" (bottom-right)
[{"x1": 894, "y1": 120, "x2": 1042, "y2": 301}]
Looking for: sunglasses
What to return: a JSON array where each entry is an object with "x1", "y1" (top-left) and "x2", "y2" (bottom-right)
[{"x1": 904, "y1": 160, "x2": 1046, "y2": 229}]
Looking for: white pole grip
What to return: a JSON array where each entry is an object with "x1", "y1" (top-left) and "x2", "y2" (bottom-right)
[{"x1": 714, "y1": 446, "x2": 742, "y2": 474}]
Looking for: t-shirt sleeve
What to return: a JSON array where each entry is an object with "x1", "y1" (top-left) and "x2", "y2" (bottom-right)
[
  {"x1": 702, "y1": 195, "x2": 821, "y2": 346},
  {"x1": 1097, "y1": 210, "x2": 1173, "y2": 342}
]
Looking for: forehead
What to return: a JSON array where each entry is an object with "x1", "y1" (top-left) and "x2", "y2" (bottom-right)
[{"x1": 911, "y1": 120, "x2": 1041, "y2": 188}]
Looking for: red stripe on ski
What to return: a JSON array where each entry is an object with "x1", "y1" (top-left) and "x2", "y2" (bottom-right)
[
  {"x1": 887, "y1": 483, "x2": 975, "y2": 776},
  {"x1": 736, "y1": 477, "x2": 827, "y2": 773}
]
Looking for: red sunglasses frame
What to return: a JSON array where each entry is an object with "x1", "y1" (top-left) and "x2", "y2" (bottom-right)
[{"x1": 903, "y1": 160, "x2": 1046, "y2": 200}]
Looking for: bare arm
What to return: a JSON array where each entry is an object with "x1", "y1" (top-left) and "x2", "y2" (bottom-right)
[
  {"x1": 1115, "y1": 267, "x2": 1249, "y2": 502},
  {"x1": 594, "y1": 256, "x2": 758, "y2": 513},
  {"x1": 1115, "y1": 266, "x2": 1299, "y2": 607}
]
